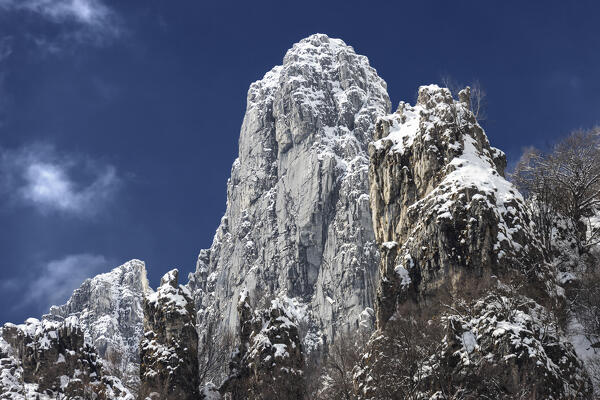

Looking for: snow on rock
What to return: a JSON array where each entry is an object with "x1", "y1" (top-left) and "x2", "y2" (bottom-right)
[
  {"x1": 44, "y1": 259, "x2": 148, "y2": 391},
  {"x1": 147, "y1": 268, "x2": 190, "y2": 315},
  {"x1": 139, "y1": 269, "x2": 200, "y2": 400},
  {"x1": 434, "y1": 293, "x2": 592, "y2": 398},
  {"x1": 187, "y1": 33, "x2": 391, "y2": 362},
  {"x1": 355, "y1": 85, "x2": 592, "y2": 399},
  {"x1": 220, "y1": 291, "x2": 305, "y2": 400},
  {"x1": 368, "y1": 84, "x2": 550, "y2": 327},
  {"x1": 200, "y1": 382, "x2": 222, "y2": 400},
  {"x1": 0, "y1": 316, "x2": 133, "y2": 399}
]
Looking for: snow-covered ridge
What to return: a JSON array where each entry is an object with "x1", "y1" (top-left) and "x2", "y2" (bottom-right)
[
  {"x1": 375, "y1": 86, "x2": 527, "y2": 258},
  {"x1": 370, "y1": 84, "x2": 538, "y2": 268},
  {"x1": 358, "y1": 84, "x2": 593, "y2": 398},
  {"x1": 43, "y1": 259, "x2": 148, "y2": 390},
  {"x1": 0, "y1": 314, "x2": 134, "y2": 399}
]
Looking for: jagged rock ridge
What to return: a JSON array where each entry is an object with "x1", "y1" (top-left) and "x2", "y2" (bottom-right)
[
  {"x1": 44, "y1": 259, "x2": 148, "y2": 391},
  {"x1": 188, "y1": 33, "x2": 391, "y2": 357},
  {"x1": 368, "y1": 84, "x2": 547, "y2": 324},
  {"x1": 0, "y1": 316, "x2": 133, "y2": 399}
]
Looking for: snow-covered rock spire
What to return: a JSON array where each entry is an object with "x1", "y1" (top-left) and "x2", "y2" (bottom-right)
[{"x1": 188, "y1": 33, "x2": 391, "y2": 353}]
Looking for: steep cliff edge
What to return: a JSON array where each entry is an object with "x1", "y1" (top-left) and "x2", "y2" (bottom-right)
[
  {"x1": 0, "y1": 259, "x2": 147, "y2": 398},
  {"x1": 355, "y1": 85, "x2": 592, "y2": 399},
  {"x1": 368, "y1": 85, "x2": 549, "y2": 324},
  {"x1": 188, "y1": 33, "x2": 391, "y2": 353}
]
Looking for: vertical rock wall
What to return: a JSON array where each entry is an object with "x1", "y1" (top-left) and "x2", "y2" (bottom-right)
[{"x1": 188, "y1": 33, "x2": 391, "y2": 353}]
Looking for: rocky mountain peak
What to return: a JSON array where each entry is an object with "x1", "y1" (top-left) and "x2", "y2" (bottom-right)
[
  {"x1": 220, "y1": 290, "x2": 305, "y2": 399},
  {"x1": 0, "y1": 316, "x2": 133, "y2": 399},
  {"x1": 189, "y1": 33, "x2": 391, "y2": 354},
  {"x1": 368, "y1": 84, "x2": 543, "y2": 326},
  {"x1": 159, "y1": 268, "x2": 179, "y2": 289},
  {"x1": 43, "y1": 259, "x2": 148, "y2": 391}
]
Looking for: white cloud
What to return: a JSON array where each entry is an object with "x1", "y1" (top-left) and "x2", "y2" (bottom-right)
[
  {"x1": 14, "y1": 253, "x2": 110, "y2": 312},
  {"x1": 1, "y1": 0, "x2": 111, "y2": 24},
  {"x1": 21, "y1": 161, "x2": 118, "y2": 214},
  {"x1": 0, "y1": 143, "x2": 121, "y2": 216},
  {"x1": 0, "y1": 0, "x2": 121, "y2": 42}
]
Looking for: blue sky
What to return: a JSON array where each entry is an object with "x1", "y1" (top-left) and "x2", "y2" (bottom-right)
[{"x1": 0, "y1": 0, "x2": 599, "y2": 324}]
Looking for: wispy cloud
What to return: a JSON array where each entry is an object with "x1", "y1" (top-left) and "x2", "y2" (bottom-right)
[
  {"x1": 2, "y1": 253, "x2": 111, "y2": 314},
  {"x1": 0, "y1": 36, "x2": 11, "y2": 123},
  {"x1": 0, "y1": 0, "x2": 122, "y2": 44},
  {"x1": 0, "y1": 143, "x2": 121, "y2": 216},
  {"x1": 0, "y1": 36, "x2": 12, "y2": 60}
]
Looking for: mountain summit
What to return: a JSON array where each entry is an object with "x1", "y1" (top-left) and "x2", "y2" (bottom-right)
[{"x1": 188, "y1": 33, "x2": 391, "y2": 352}]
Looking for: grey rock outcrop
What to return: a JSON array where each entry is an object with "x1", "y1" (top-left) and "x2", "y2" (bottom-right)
[
  {"x1": 0, "y1": 317, "x2": 133, "y2": 399},
  {"x1": 44, "y1": 259, "x2": 148, "y2": 391},
  {"x1": 367, "y1": 85, "x2": 546, "y2": 325},
  {"x1": 221, "y1": 290, "x2": 305, "y2": 400},
  {"x1": 188, "y1": 33, "x2": 391, "y2": 358},
  {"x1": 354, "y1": 85, "x2": 592, "y2": 399},
  {"x1": 139, "y1": 269, "x2": 199, "y2": 400}
]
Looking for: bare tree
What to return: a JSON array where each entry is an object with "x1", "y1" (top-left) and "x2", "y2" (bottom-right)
[
  {"x1": 467, "y1": 80, "x2": 486, "y2": 122},
  {"x1": 512, "y1": 146, "x2": 557, "y2": 253},
  {"x1": 353, "y1": 314, "x2": 445, "y2": 400},
  {"x1": 512, "y1": 128, "x2": 600, "y2": 252},
  {"x1": 198, "y1": 320, "x2": 236, "y2": 387},
  {"x1": 571, "y1": 269, "x2": 600, "y2": 339},
  {"x1": 315, "y1": 330, "x2": 369, "y2": 400},
  {"x1": 441, "y1": 76, "x2": 487, "y2": 122}
]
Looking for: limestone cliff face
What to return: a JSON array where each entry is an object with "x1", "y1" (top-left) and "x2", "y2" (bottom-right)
[
  {"x1": 188, "y1": 33, "x2": 391, "y2": 348},
  {"x1": 355, "y1": 85, "x2": 592, "y2": 399},
  {"x1": 139, "y1": 269, "x2": 199, "y2": 400},
  {"x1": 0, "y1": 317, "x2": 133, "y2": 399}
]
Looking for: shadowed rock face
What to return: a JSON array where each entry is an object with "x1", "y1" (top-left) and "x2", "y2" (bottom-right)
[
  {"x1": 221, "y1": 290, "x2": 305, "y2": 400},
  {"x1": 139, "y1": 269, "x2": 199, "y2": 400},
  {"x1": 0, "y1": 317, "x2": 133, "y2": 399},
  {"x1": 355, "y1": 85, "x2": 592, "y2": 399},
  {"x1": 188, "y1": 33, "x2": 391, "y2": 353}
]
